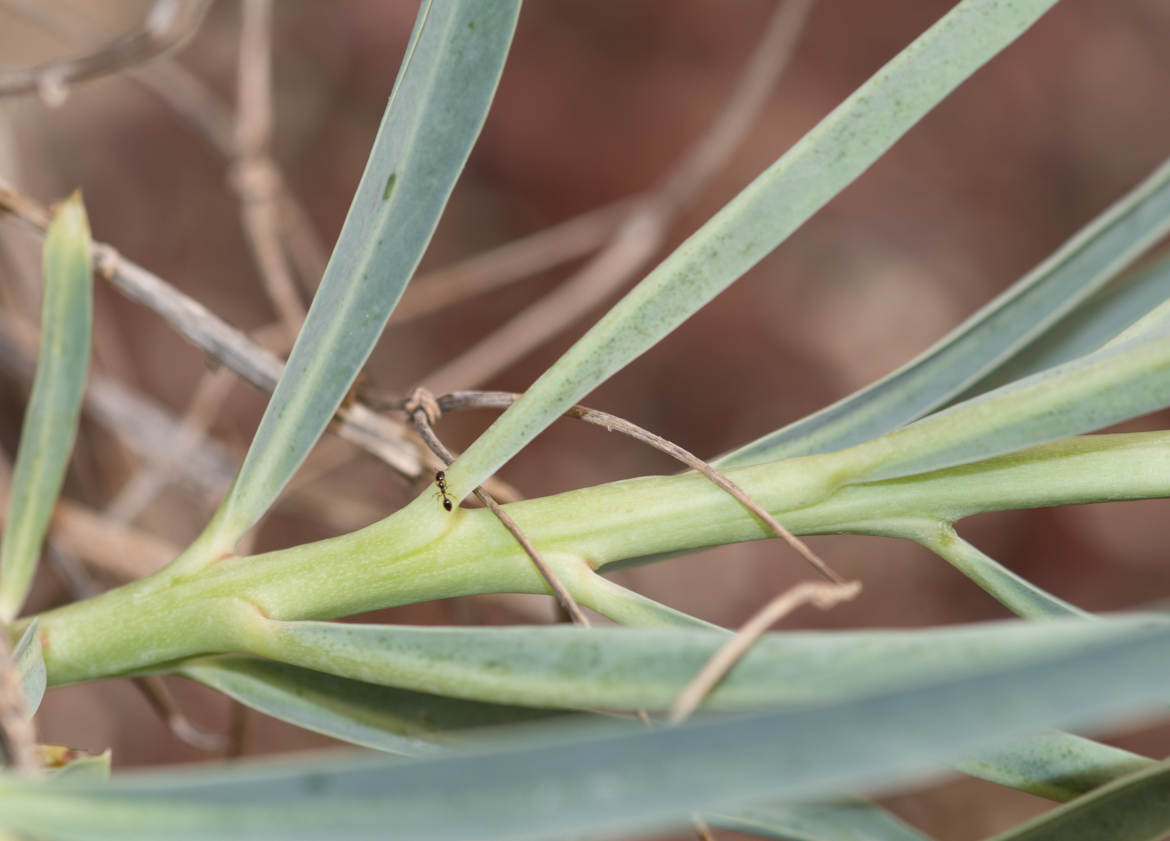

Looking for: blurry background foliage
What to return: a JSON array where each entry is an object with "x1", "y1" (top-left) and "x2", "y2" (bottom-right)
[{"x1": 1, "y1": 1, "x2": 1170, "y2": 840}]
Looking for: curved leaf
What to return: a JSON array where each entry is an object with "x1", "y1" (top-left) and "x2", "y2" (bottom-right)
[
  {"x1": 954, "y1": 250, "x2": 1170, "y2": 401},
  {"x1": 179, "y1": 0, "x2": 523, "y2": 565},
  {"x1": 719, "y1": 154, "x2": 1170, "y2": 468},
  {"x1": 839, "y1": 325, "x2": 1170, "y2": 485},
  {"x1": 707, "y1": 796, "x2": 934, "y2": 841},
  {"x1": 444, "y1": 0, "x2": 1062, "y2": 500},
  {"x1": 0, "y1": 194, "x2": 92, "y2": 622},
  {"x1": 175, "y1": 656, "x2": 564, "y2": 756},
  {"x1": 8, "y1": 618, "x2": 1170, "y2": 840},
  {"x1": 951, "y1": 729, "x2": 1155, "y2": 804},
  {"x1": 248, "y1": 615, "x2": 1165, "y2": 711},
  {"x1": 13, "y1": 618, "x2": 43, "y2": 715},
  {"x1": 983, "y1": 760, "x2": 1170, "y2": 841}
]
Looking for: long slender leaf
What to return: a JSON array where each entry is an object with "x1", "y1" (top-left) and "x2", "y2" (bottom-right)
[
  {"x1": 834, "y1": 322, "x2": 1170, "y2": 485},
  {"x1": 983, "y1": 760, "x2": 1170, "y2": 841},
  {"x1": 953, "y1": 250, "x2": 1170, "y2": 401},
  {"x1": 444, "y1": 0, "x2": 1062, "y2": 501},
  {"x1": 0, "y1": 194, "x2": 92, "y2": 622},
  {"x1": 717, "y1": 155, "x2": 1170, "y2": 469},
  {"x1": 181, "y1": 0, "x2": 522, "y2": 563},
  {"x1": 706, "y1": 796, "x2": 934, "y2": 841},
  {"x1": 244, "y1": 615, "x2": 1165, "y2": 711},
  {"x1": 175, "y1": 656, "x2": 565, "y2": 755},
  {"x1": 951, "y1": 729, "x2": 1155, "y2": 804},
  {"x1": 9, "y1": 618, "x2": 1170, "y2": 841},
  {"x1": 13, "y1": 618, "x2": 43, "y2": 715},
  {"x1": 892, "y1": 522, "x2": 1086, "y2": 620}
]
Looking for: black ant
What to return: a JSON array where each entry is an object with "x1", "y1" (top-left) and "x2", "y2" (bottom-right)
[{"x1": 434, "y1": 470, "x2": 453, "y2": 512}]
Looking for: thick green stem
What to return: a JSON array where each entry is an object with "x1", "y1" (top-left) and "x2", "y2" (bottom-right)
[{"x1": 28, "y1": 432, "x2": 1170, "y2": 686}]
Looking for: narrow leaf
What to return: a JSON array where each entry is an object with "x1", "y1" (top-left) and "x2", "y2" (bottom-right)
[
  {"x1": 13, "y1": 619, "x2": 43, "y2": 715},
  {"x1": 706, "y1": 796, "x2": 934, "y2": 841},
  {"x1": 248, "y1": 615, "x2": 1164, "y2": 712},
  {"x1": 983, "y1": 760, "x2": 1170, "y2": 841},
  {"x1": 444, "y1": 0, "x2": 1062, "y2": 500},
  {"x1": 175, "y1": 656, "x2": 564, "y2": 755},
  {"x1": 840, "y1": 323, "x2": 1170, "y2": 485},
  {"x1": 719, "y1": 154, "x2": 1170, "y2": 468},
  {"x1": 0, "y1": 194, "x2": 92, "y2": 622},
  {"x1": 954, "y1": 250, "x2": 1170, "y2": 401},
  {"x1": 951, "y1": 729, "x2": 1155, "y2": 804},
  {"x1": 8, "y1": 619, "x2": 1170, "y2": 841},
  {"x1": 185, "y1": 0, "x2": 522, "y2": 562}
]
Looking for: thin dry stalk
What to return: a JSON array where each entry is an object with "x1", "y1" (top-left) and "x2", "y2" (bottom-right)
[
  {"x1": 691, "y1": 813, "x2": 718, "y2": 841},
  {"x1": 669, "y1": 579, "x2": 861, "y2": 724},
  {"x1": 0, "y1": 438, "x2": 178, "y2": 580},
  {"x1": 103, "y1": 367, "x2": 237, "y2": 525},
  {"x1": 0, "y1": 0, "x2": 213, "y2": 101},
  {"x1": 421, "y1": 0, "x2": 817, "y2": 394},
  {"x1": 0, "y1": 180, "x2": 422, "y2": 478},
  {"x1": 391, "y1": 199, "x2": 634, "y2": 324},
  {"x1": 404, "y1": 389, "x2": 590, "y2": 627},
  {"x1": 232, "y1": 0, "x2": 306, "y2": 343},
  {"x1": 135, "y1": 675, "x2": 228, "y2": 752},
  {"x1": 437, "y1": 391, "x2": 845, "y2": 584}
]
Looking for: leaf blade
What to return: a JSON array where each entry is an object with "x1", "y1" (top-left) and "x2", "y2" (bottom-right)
[
  {"x1": 9, "y1": 618, "x2": 1170, "y2": 840},
  {"x1": 719, "y1": 154, "x2": 1170, "y2": 468},
  {"x1": 445, "y1": 0, "x2": 1062, "y2": 500},
  {"x1": 174, "y1": 656, "x2": 564, "y2": 756},
  {"x1": 0, "y1": 195, "x2": 92, "y2": 621},
  {"x1": 188, "y1": 0, "x2": 522, "y2": 560}
]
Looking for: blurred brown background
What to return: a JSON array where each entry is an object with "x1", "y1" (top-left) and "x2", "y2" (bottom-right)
[{"x1": 3, "y1": 1, "x2": 1170, "y2": 838}]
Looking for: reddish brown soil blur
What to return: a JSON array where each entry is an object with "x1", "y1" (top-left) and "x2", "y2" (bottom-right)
[{"x1": 4, "y1": 2, "x2": 1170, "y2": 839}]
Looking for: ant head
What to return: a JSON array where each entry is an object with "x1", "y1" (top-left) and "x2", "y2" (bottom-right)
[{"x1": 435, "y1": 470, "x2": 445, "y2": 483}]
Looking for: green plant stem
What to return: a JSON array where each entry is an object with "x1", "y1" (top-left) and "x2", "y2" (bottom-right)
[{"x1": 26, "y1": 431, "x2": 1170, "y2": 686}]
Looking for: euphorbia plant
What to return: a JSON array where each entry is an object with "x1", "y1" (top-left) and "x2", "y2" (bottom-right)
[{"x1": 4, "y1": 1, "x2": 1170, "y2": 839}]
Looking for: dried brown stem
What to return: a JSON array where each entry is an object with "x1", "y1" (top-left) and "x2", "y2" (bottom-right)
[
  {"x1": 391, "y1": 199, "x2": 634, "y2": 324},
  {"x1": 0, "y1": 180, "x2": 422, "y2": 478},
  {"x1": 404, "y1": 389, "x2": 590, "y2": 627},
  {"x1": 668, "y1": 579, "x2": 861, "y2": 724},
  {"x1": 437, "y1": 390, "x2": 845, "y2": 585},
  {"x1": 232, "y1": 0, "x2": 306, "y2": 343},
  {"x1": 421, "y1": 0, "x2": 816, "y2": 393},
  {"x1": 0, "y1": 0, "x2": 213, "y2": 101}
]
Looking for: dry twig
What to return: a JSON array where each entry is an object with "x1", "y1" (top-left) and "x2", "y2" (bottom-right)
[
  {"x1": 0, "y1": 0, "x2": 213, "y2": 102},
  {"x1": 421, "y1": 0, "x2": 817, "y2": 394},
  {"x1": 436, "y1": 391, "x2": 845, "y2": 584},
  {"x1": 231, "y1": 0, "x2": 306, "y2": 343},
  {"x1": 669, "y1": 579, "x2": 861, "y2": 724},
  {"x1": 0, "y1": 180, "x2": 421, "y2": 478},
  {"x1": 391, "y1": 199, "x2": 634, "y2": 324},
  {"x1": 404, "y1": 388, "x2": 590, "y2": 627}
]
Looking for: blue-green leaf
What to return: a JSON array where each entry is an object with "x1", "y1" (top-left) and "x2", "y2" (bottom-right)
[
  {"x1": 13, "y1": 618, "x2": 43, "y2": 715},
  {"x1": 246, "y1": 615, "x2": 1165, "y2": 712},
  {"x1": 7, "y1": 618, "x2": 1170, "y2": 840},
  {"x1": 0, "y1": 194, "x2": 92, "y2": 622},
  {"x1": 719, "y1": 154, "x2": 1170, "y2": 468},
  {"x1": 951, "y1": 729, "x2": 1155, "y2": 804},
  {"x1": 707, "y1": 796, "x2": 934, "y2": 841},
  {"x1": 953, "y1": 250, "x2": 1170, "y2": 402},
  {"x1": 177, "y1": 0, "x2": 523, "y2": 566},
  {"x1": 174, "y1": 656, "x2": 564, "y2": 756},
  {"x1": 983, "y1": 760, "x2": 1170, "y2": 841},
  {"x1": 444, "y1": 0, "x2": 1063, "y2": 501}
]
